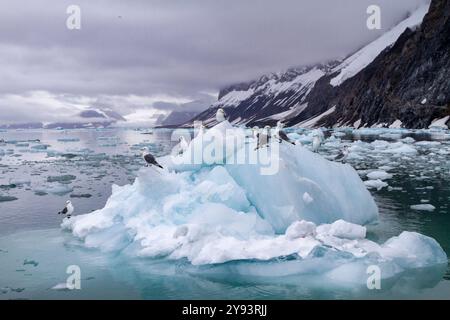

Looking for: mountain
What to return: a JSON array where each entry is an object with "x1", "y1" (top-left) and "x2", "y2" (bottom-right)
[
  {"x1": 186, "y1": 64, "x2": 336, "y2": 127},
  {"x1": 0, "y1": 107, "x2": 126, "y2": 129},
  {"x1": 187, "y1": 0, "x2": 449, "y2": 129},
  {"x1": 314, "y1": 0, "x2": 449, "y2": 128},
  {"x1": 0, "y1": 122, "x2": 44, "y2": 129},
  {"x1": 79, "y1": 108, "x2": 126, "y2": 122},
  {"x1": 159, "y1": 111, "x2": 199, "y2": 127},
  {"x1": 158, "y1": 95, "x2": 216, "y2": 127}
]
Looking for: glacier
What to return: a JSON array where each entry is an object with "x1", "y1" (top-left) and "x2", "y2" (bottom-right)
[{"x1": 62, "y1": 121, "x2": 447, "y2": 287}]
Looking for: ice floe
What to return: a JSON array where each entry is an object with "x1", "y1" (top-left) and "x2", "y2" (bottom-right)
[
  {"x1": 61, "y1": 122, "x2": 447, "y2": 287},
  {"x1": 410, "y1": 204, "x2": 436, "y2": 212}
]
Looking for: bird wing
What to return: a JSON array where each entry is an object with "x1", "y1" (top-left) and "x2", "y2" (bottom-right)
[
  {"x1": 61, "y1": 207, "x2": 68, "y2": 214},
  {"x1": 279, "y1": 131, "x2": 290, "y2": 141},
  {"x1": 335, "y1": 151, "x2": 344, "y2": 160},
  {"x1": 144, "y1": 153, "x2": 155, "y2": 164},
  {"x1": 260, "y1": 133, "x2": 269, "y2": 144}
]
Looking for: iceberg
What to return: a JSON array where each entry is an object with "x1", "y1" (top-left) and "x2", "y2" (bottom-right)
[
  {"x1": 364, "y1": 179, "x2": 388, "y2": 191},
  {"x1": 410, "y1": 204, "x2": 436, "y2": 212},
  {"x1": 366, "y1": 170, "x2": 393, "y2": 181},
  {"x1": 35, "y1": 183, "x2": 73, "y2": 196},
  {"x1": 63, "y1": 121, "x2": 447, "y2": 287}
]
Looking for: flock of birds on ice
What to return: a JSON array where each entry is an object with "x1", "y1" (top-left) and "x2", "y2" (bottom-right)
[{"x1": 57, "y1": 108, "x2": 349, "y2": 219}]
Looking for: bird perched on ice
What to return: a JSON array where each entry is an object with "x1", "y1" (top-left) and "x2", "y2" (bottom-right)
[
  {"x1": 177, "y1": 136, "x2": 189, "y2": 155},
  {"x1": 193, "y1": 122, "x2": 206, "y2": 138},
  {"x1": 255, "y1": 126, "x2": 271, "y2": 150},
  {"x1": 141, "y1": 147, "x2": 163, "y2": 169},
  {"x1": 274, "y1": 121, "x2": 295, "y2": 145},
  {"x1": 312, "y1": 134, "x2": 322, "y2": 153},
  {"x1": 216, "y1": 108, "x2": 227, "y2": 123},
  {"x1": 58, "y1": 200, "x2": 74, "y2": 219},
  {"x1": 334, "y1": 146, "x2": 349, "y2": 163}
]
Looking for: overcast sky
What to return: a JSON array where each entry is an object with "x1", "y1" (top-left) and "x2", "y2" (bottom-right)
[{"x1": 0, "y1": 0, "x2": 429, "y2": 124}]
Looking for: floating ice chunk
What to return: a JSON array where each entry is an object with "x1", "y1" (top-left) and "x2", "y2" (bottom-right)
[
  {"x1": 35, "y1": 183, "x2": 73, "y2": 195},
  {"x1": 410, "y1": 204, "x2": 436, "y2": 212},
  {"x1": 57, "y1": 137, "x2": 80, "y2": 142},
  {"x1": 47, "y1": 175, "x2": 77, "y2": 183},
  {"x1": 0, "y1": 195, "x2": 18, "y2": 202},
  {"x1": 226, "y1": 146, "x2": 378, "y2": 231},
  {"x1": 160, "y1": 123, "x2": 378, "y2": 232},
  {"x1": 70, "y1": 193, "x2": 92, "y2": 198},
  {"x1": 15, "y1": 143, "x2": 29, "y2": 147},
  {"x1": 9, "y1": 179, "x2": 31, "y2": 186},
  {"x1": 0, "y1": 286, "x2": 25, "y2": 294},
  {"x1": 317, "y1": 219, "x2": 366, "y2": 240},
  {"x1": 364, "y1": 179, "x2": 388, "y2": 190},
  {"x1": 367, "y1": 170, "x2": 393, "y2": 181},
  {"x1": 380, "y1": 231, "x2": 447, "y2": 268},
  {"x1": 285, "y1": 220, "x2": 317, "y2": 239},
  {"x1": 381, "y1": 143, "x2": 417, "y2": 154},
  {"x1": 51, "y1": 283, "x2": 70, "y2": 291},
  {"x1": 23, "y1": 259, "x2": 39, "y2": 267},
  {"x1": 401, "y1": 137, "x2": 415, "y2": 144},
  {"x1": 415, "y1": 141, "x2": 441, "y2": 146},
  {"x1": 302, "y1": 192, "x2": 314, "y2": 204},
  {"x1": 31, "y1": 144, "x2": 49, "y2": 150},
  {"x1": 60, "y1": 123, "x2": 447, "y2": 287},
  {"x1": 380, "y1": 132, "x2": 403, "y2": 140}
]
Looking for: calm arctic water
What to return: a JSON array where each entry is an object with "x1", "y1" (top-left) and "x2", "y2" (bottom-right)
[{"x1": 0, "y1": 128, "x2": 449, "y2": 300}]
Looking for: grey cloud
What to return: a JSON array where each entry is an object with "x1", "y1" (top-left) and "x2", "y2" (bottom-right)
[{"x1": 0, "y1": 0, "x2": 430, "y2": 123}]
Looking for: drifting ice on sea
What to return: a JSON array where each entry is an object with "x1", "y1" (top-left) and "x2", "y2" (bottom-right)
[{"x1": 63, "y1": 121, "x2": 447, "y2": 287}]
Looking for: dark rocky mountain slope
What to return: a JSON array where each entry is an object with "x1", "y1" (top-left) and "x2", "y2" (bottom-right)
[{"x1": 186, "y1": 0, "x2": 449, "y2": 129}]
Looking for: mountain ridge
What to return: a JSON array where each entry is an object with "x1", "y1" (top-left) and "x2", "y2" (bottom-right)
[{"x1": 185, "y1": 0, "x2": 449, "y2": 129}]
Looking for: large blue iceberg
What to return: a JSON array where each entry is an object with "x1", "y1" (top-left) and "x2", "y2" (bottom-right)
[{"x1": 63, "y1": 121, "x2": 447, "y2": 287}]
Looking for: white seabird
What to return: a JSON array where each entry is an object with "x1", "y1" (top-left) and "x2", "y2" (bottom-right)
[
  {"x1": 177, "y1": 136, "x2": 189, "y2": 155},
  {"x1": 58, "y1": 200, "x2": 74, "y2": 219},
  {"x1": 334, "y1": 146, "x2": 349, "y2": 163},
  {"x1": 312, "y1": 134, "x2": 322, "y2": 153},
  {"x1": 255, "y1": 126, "x2": 271, "y2": 150},
  {"x1": 216, "y1": 108, "x2": 227, "y2": 123},
  {"x1": 141, "y1": 147, "x2": 163, "y2": 168}
]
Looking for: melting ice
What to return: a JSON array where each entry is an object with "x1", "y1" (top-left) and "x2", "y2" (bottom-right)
[{"x1": 62, "y1": 122, "x2": 448, "y2": 288}]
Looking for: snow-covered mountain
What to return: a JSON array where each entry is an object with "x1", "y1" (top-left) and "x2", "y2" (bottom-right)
[
  {"x1": 185, "y1": 64, "x2": 336, "y2": 127},
  {"x1": 187, "y1": 0, "x2": 449, "y2": 129},
  {"x1": 0, "y1": 107, "x2": 126, "y2": 129},
  {"x1": 316, "y1": 0, "x2": 449, "y2": 129}
]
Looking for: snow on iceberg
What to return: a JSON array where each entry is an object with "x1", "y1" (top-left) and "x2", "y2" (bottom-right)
[
  {"x1": 62, "y1": 121, "x2": 447, "y2": 287},
  {"x1": 367, "y1": 170, "x2": 393, "y2": 181},
  {"x1": 167, "y1": 121, "x2": 377, "y2": 230}
]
